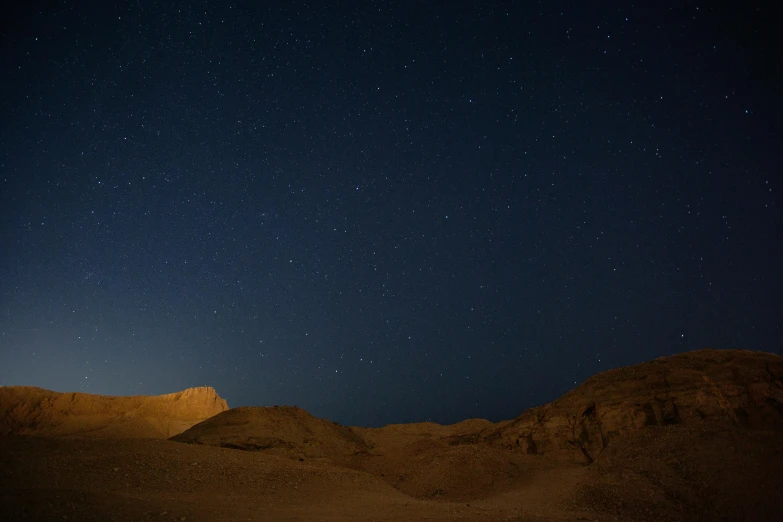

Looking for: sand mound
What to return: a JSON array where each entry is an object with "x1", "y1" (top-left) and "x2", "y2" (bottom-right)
[
  {"x1": 171, "y1": 405, "x2": 367, "y2": 459},
  {"x1": 175, "y1": 404, "x2": 525, "y2": 500},
  {"x1": 0, "y1": 386, "x2": 228, "y2": 438}
]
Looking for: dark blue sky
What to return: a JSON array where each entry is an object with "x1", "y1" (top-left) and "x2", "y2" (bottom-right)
[{"x1": 1, "y1": 1, "x2": 780, "y2": 426}]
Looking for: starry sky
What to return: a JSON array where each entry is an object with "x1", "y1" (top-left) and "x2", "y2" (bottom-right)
[{"x1": 1, "y1": 1, "x2": 780, "y2": 427}]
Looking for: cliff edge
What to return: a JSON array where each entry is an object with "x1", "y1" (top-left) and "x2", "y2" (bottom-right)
[{"x1": 0, "y1": 386, "x2": 228, "y2": 438}]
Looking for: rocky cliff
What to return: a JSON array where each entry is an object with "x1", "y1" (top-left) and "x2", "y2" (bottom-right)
[
  {"x1": 0, "y1": 386, "x2": 229, "y2": 438},
  {"x1": 487, "y1": 348, "x2": 783, "y2": 462}
]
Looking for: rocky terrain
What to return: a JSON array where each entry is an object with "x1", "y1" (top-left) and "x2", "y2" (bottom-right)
[
  {"x1": 486, "y1": 348, "x2": 783, "y2": 462},
  {"x1": 1, "y1": 348, "x2": 782, "y2": 521},
  {"x1": 0, "y1": 385, "x2": 228, "y2": 438}
]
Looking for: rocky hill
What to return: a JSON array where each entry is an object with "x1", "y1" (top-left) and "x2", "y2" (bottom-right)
[
  {"x1": 0, "y1": 386, "x2": 228, "y2": 438},
  {"x1": 171, "y1": 405, "x2": 368, "y2": 458},
  {"x1": 486, "y1": 348, "x2": 783, "y2": 462},
  {"x1": 176, "y1": 349, "x2": 783, "y2": 466},
  {"x1": 172, "y1": 349, "x2": 783, "y2": 505}
]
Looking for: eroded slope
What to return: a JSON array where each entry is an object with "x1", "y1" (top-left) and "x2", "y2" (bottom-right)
[
  {"x1": 0, "y1": 386, "x2": 228, "y2": 438},
  {"x1": 489, "y1": 348, "x2": 783, "y2": 462}
]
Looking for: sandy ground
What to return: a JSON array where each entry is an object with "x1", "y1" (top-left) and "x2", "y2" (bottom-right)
[
  {"x1": 0, "y1": 435, "x2": 596, "y2": 522},
  {"x1": 3, "y1": 424, "x2": 782, "y2": 521}
]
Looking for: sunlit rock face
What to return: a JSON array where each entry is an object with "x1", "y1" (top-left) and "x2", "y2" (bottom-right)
[
  {"x1": 488, "y1": 349, "x2": 783, "y2": 462},
  {"x1": 0, "y1": 386, "x2": 229, "y2": 438}
]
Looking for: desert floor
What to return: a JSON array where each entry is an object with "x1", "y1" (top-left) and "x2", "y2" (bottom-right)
[
  {"x1": 0, "y1": 435, "x2": 593, "y2": 522},
  {"x1": 3, "y1": 423, "x2": 782, "y2": 521}
]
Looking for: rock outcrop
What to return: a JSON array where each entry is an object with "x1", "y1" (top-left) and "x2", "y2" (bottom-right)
[
  {"x1": 488, "y1": 349, "x2": 783, "y2": 462},
  {"x1": 0, "y1": 386, "x2": 228, "y2": 438}
]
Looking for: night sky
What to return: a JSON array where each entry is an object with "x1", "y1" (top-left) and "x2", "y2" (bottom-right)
[{"x1": 1, "y1": 1, "x2": 780, "y2": 427}]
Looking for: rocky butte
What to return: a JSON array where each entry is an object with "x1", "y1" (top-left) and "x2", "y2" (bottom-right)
[{"x1": 0, "y1": 385, "x2": 228, "y2": 438}]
